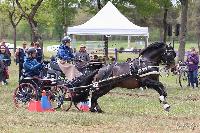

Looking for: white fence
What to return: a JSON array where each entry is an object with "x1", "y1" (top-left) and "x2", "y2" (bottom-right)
[{"x1": 47, "y1": 45, "x2": 59, "y2": 52}]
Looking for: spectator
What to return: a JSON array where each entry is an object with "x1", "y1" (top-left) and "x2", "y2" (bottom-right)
[
  {"x1": 186, "y1": 47, "x2": 199, "y2": 88},
  {"x1": 30, "y1": 42, "x2": 35, "y2": 48},
  {"x1": 91, "y1": 55, "x2": 100, "y2": 62},
  {"x1": 0, "y1": 45, "x2": 11, "y2": 85},
  {"x1": 0, "y1": 39, "x2": 11, "y2": 57},
  {"x1": 34, "y1": 42, "x2": 43, "y2": 63},
  {"x1": 126, "y1": 58, "x2": 131, "y2": 63},
  {"x1": 15, "y1": 41, "x2": 28, "y2": 80}
]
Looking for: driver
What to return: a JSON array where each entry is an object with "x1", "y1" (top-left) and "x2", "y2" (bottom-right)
[
  {"x1": 23, "y1": 47, "x2": 44, "y2": 77},
  {"x1": 74, "y1": 44, "x2": 90, "y2": 72},
  {"x1": 56, "y1": 36, "x2": 82, "y2": 81}
]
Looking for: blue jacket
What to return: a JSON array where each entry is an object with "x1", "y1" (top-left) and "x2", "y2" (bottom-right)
[
  {"x1": 23, "y1": 58, "x2": 43, "y2": 77},
  {"x1": 0, "y1": 53, "x2": 11, "y2": 66},
  {"x1": 56, "y1": 44, "x2": 74, "y2": 61}
]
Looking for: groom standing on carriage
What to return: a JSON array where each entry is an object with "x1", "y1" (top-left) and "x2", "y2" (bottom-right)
[{"x1": 74, "y1": 44, "x2": 90, "y2": 72}]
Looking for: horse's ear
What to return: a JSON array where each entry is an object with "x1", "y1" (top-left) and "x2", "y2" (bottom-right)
[{"x1": 167, "y1": 43, "x2": 174, "y2": 49}]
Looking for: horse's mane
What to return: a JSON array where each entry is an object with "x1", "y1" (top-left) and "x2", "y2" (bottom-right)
[
  {"x1": 139, "y1": 42, "x2": 166, "y2": 56},
  {"x1": 72, "y1": 69, "x2": 99, "y2": 87}
]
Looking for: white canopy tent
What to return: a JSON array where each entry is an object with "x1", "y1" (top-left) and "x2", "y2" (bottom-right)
[
  {"x1": 68, "y1": 1, "x2": 149, "y2": 58},
  {"x1": 68, "y1": 1, "x2": 148, "y2": 37}
]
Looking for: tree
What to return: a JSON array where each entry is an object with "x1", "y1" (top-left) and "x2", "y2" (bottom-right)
[
  {"x1": 50, "y1": 0, "x2": 77, "y2": 40},
  {"x1": 15, "y1": 0, "x2": 44, "y2": 43},
  {"x1": 188, "y1": 0, "x2": 200, "y2": 53},
  {"x1": 0, "y1": 0, "x2": 23, "y2": 52},
  {"x1": 178, "y1": 0, "x2": 189, "y2": 62},
  {"x1": 0, "y1": 7, "x2": 10, "y2": 39}
]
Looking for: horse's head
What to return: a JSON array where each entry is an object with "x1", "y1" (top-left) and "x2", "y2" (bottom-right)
[
  {"x1": 139, "y1": 42, "x2": 176, "y2": 68},
  {"x1": 161, "y1": 44, "x2": 176, "y2": 68}
]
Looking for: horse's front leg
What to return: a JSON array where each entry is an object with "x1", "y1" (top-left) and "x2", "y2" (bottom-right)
[
  {"x1": 90, "y1": 87, "x2": 112, "y2": 113},
  {"x1": 140, "y1": 78, "x2": 170, "y2": 111},
  {"x1": 90, "y1": 91, "x2": 104, "y2": 113}
]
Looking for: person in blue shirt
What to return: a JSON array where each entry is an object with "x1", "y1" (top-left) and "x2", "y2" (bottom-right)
[
  {"x1": 56, "y1": 36, "x2": 81, "y2": 81},
  {"x1": 23, "y1": 47, "x2": 43, "y2": 77},
  {"x1": 57, "y1": 36, "x2": 74, "y2": 62}
]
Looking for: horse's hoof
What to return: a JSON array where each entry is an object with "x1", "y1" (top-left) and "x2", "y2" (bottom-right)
[
  {"x1": 97, "y1": 110, "x2": 105, "y2": 113},
  {"x1": 90, "y1": 108, "x2": 97, "y2": 112},
  {"x1": 163, "y1": 104, "x2": 170, "y2": 112}
]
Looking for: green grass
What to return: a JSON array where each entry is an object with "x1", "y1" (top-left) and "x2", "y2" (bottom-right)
[
  {"x1": 1, "y1": 46, "x2": 200, "y2": 132},
  {"x1": 6, "y1": 39, "x2": 199, "y2": 51}
]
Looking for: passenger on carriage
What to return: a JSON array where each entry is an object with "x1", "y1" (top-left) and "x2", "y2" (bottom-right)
[
  {"x1": 0, "y1": 45, "x2": 11, "y2": 85},
  {"x1": 56, "y1": 36, "x2": 82, "y2": 81},
  {"x1": 23, "y1": 48, "x2": 44, "y2": 77},
  {"x1": 74, "y1": 44, "x2": 90, "y2": 72}
]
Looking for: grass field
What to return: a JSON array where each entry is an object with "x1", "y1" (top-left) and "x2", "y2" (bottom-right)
[
  {"x1": 1, "y1": 45, "x2": 200, "y2": 133},
  {"x1": 7, "y1": 39, "x2": 199, "y2": 50}
]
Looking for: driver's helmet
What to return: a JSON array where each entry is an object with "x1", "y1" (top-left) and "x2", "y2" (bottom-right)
[
  {"x1": 27, "y1": 47, "x2": 36, "y2": 55},
  {"x1": 62, "y1": 36, "x2": 71, "y2": 44}
]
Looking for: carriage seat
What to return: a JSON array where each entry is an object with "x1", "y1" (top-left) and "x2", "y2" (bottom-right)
[
  {"x1": 50, "y1": 61, "x2": 62, "y2": 72},
  {"x1": 48, "y1": 62, "x2": 66, "y2": 79},
  {"x1": 48, "y1": 69, "x2": 62, "y2": 77}
]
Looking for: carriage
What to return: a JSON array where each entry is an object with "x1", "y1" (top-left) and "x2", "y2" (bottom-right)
[
  {"x1": 13, "y1": 42, "x2": 176, "y2": 113},
  {"x1": 13, "y1": 60, "x2": 104, "y2": 111}
]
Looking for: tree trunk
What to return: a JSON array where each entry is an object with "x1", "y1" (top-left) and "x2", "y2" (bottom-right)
[
  {"x1": 178, "y1": 0, "x2": 188, "y2": 62},
  {"x1": 159, "y1": 27, "x2": 163, "y2": 42},
  {"x1": 29, "y1": 19, "x2": 38, "y2": 42},
  {"x1": 28, "y1": 19, "x2": 43, "y2": 54},
  {"x1": 198, "y1": 35, "x2": 200, "y2": 55},
  {"x1": 163, "y1": 8, "x2": 168, "y2": 43},
  {"x1": 13, "y1": 26, "x2": 17, "y2": 53}
]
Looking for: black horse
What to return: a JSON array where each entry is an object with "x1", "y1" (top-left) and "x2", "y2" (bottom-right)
[{"x1": 90, "y1": 42, "x2": 176, "y2": 113}]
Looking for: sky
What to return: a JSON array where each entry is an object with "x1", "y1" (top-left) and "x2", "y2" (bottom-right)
[{"x1": 171, "y1": 0, "x2": 177, "y2": 5}]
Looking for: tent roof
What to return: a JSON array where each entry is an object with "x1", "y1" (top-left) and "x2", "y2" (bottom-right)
[{"x1": 68, "y1": 1, "x2": 148, "y2": 36}]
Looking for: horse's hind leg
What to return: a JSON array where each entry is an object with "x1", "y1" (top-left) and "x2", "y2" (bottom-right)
[{"x1": 140, "y1": 78, "x2": 170, "y2": 111}]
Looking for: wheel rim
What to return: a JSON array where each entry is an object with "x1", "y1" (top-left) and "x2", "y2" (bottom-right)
[
  {"x1": 49, "y1": 85, "x2": 72, "y2": 111},
  {"x1": 13, "y1": 83, "x2": 36, "y2": 108}
]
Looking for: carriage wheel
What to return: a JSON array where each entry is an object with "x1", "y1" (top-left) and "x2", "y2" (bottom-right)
[
  {"x1": 179, "y1": 71, "x2": 188, "y2": 88},
  {"x1": 13, "y1": 83, "x2": 36, "y2": 108},
  {"x1": 49, "y1": 85, "x2": 72, "y2": 111}
]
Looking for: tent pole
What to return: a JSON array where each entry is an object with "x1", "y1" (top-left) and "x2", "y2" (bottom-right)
[
  {"x1": 104, "y1": 35, "x2": 109, "y2": 60},
  {"x1": 128, "y1": 36, "x2": 131, "y2": 48},
  {"x1": 145, "y1": 36, "x2": 149, "y2": 48}
]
